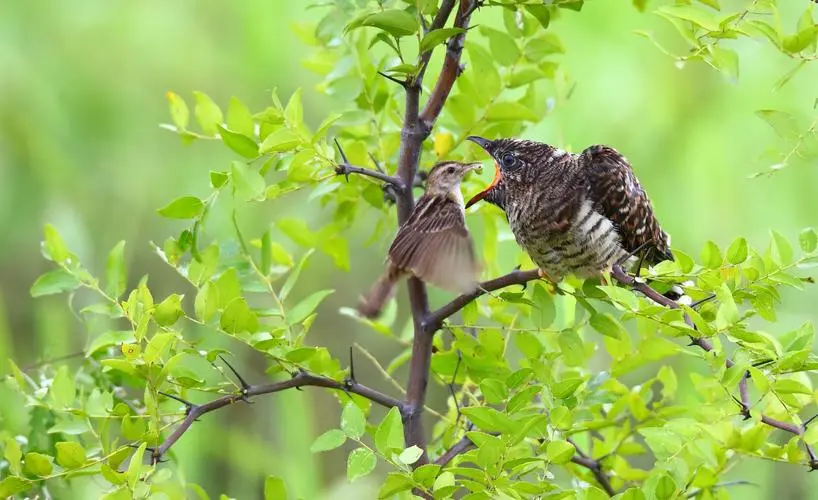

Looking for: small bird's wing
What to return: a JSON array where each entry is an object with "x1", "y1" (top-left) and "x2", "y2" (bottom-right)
[
  {"x1": 388, "y1": 195, "x2": 480, "y2": 293},
  {"x1": 581, "y1": 145, "x2": 673, "y2": 263}
]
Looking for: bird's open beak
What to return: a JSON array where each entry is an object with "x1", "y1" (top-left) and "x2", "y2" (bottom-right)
[{"x1": 465, "y1": 136, "x2": 500, "y2": 209}]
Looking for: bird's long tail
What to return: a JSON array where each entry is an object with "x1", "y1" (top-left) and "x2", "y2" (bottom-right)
[{"x1": 358, "y1": 266, "x2": 402, "y2": 319}]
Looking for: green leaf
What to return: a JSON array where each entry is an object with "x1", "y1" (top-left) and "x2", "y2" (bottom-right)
[
  {"x1": 155, "y1": 294, "x2": 184, "y2": 326},
  {"x1": 50, "y1": 365, "x2": 75, "y2": 408},
  {"x1": 545, "y1": 440, "x2": 575, "y2": 464},
  {"x1": 166, "y1": 91, "x2": 189, "y2": 130},
  {"x1": 144, "y1": 332, "x2": 175, "y2": 364},
  {"x1": 341, "y1": 402, "x2": 366, "y2": 439},
  {"x1": 218, "y1": 125, "x2": 259, "y2": 159},
  {"x1": 30, "y1": 269, "x2": 80, "y2": 297},
  {"x1": 126, "y1": 442, "x2": 146, "y2": 488},
  {"x1": 783, "y1": 26, "x2": 818, "y2": 54},
  {"x1": 800, "y1": 227, "x2": 817, "y2": 253},
  {"x1": 220, "y1": 297, "x2": 259, "y2": 334},
  {"x1": 597, "y1": 285, "x2": 640, "y2": 310},
  {"x1": 105, "y1": 241, "x2": 127, "y2": 298},
  {"x1": 259, "y1": 128, "x2": 302, "y2": 153},
  {"x1": 360, "y1": 10, "x2": 418, "y2": 37},
  {"x1": 658, "y1": 5, "x2": 720, "y2": 31},
  {"x1": 771, "y1": 230, "x2": 794, "y2": 265},
  {"x1": 157, "y1": 196, "x2": 204, "y2": 219},
  {"x1": 461, "y1": 407, "x2": 515, "y2": 433},
  {"x1": 726, "y1": 237, "x2": 748, "y2": 264},
  {"x1": 227, "y1": 96, "x2": 255, "y2": 137},
  {"x1": 480, "y1": 378, "x2": 508, "y2": 404},
  {"x1": 24, "y1": 452, "x2": 53, "y2": 477},
  {"x1": 264, "y1": 476, "x2": 287, "y2": 500},
  {"x1": 525, "y1": 5, "x2": 551, "y2": 28},
  {"x1": 589, "y1": 313, "x2": 627, "y2": 339},
  {"x1": 485, "y1": 102, "x2": 539, "y2": 122},
  {"x1": 756, "y1": 109, "x2": 801, "y2": 139},
  {"x1": 532, "y1": 284, "x2": 555, "y2": 328},
  {"x1": 707, "y1": 46, "x2": 738, "y2": 80},
  {"x1": 210, "y1": 170, "x2": 228, "y2": 189},
  {"x1": 194, "y1": 282, "x2": 219, "y2": 322},
  {"x1": 284, "y1": 88, "x2": 303, "y2": 129},
  {"x1": 714, "y1": 283, "x2": 739, "y2": 326},
  {"x1": 281, "y1": 249, "x2": 314, "y2": 301},
  {"x1": 0, "y1": 476, "x2": 31, "y2": 497},
  {"x1": 43, "y1": 223, "x2": 71, "y2": 263},
  {"x1": 419, "y1": 27, "x2": 465, "y2": 53},
  {"x1": 231, "y1": 161, "x2": 266, "y2": 202},
  {"x1": 374, "y1": 407, "x2": 404, "y2": 454},
  {"x1": 193, "y1": 91, "x2": 223, "y2": 136},
  {"x1": 4, "y1": 437, "x2": 22, "y2": 475},
  {"x1": 55, "y1": 442, "x2": 86, "y2": 469},
  {"x1": 347, "y1": 448, "x2": 377, "y2": 482},
  {"x1": 86, "y1": 331, "x2": 135, "y2": 357},
  {"x1": 480, "y1": 26, "x2": 521, "y2": 66},
  {"x1": 700, "y1": 240, "x2": 723, "y2": 268},
  {"x1": 310, "y1": 429, "x2": 346, "y2": 453},
  {"x1": 398, "y1": 445, "x2": 424, "y2": 465},
  {"x1": 378, "y1": 473, "x2": 414, "y2": 498},
  {"x1": 773, "y1": 378, "x2": 812, "y2": 394},
  {"x1": 287, "y1": 289, "x2": 334, "y2": 325}
]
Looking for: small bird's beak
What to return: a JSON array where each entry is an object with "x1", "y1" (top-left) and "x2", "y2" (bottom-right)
[
  {"x1": 465, "y1": 137, "x2": 500, "y2": 209},
  {"x1": 465, "y1": 161, "x2": 483, "y2": 174}
]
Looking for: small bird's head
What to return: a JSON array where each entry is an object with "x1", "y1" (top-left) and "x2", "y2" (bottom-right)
[
  {"x1": 424, "y1": 160, "x2": 483, "y2": 196},
  {"x1": 465, "y1": 136, "x2": 559, "y2": 208}
]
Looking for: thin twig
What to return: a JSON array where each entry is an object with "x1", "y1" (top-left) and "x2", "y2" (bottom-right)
[
  {"x1": 567, "y1": 437, "x2": 615, "y2": 496},
  {"x1": 334, "y1": 138, "x2": 404, "y2": 187},
  {"x1": 154, "y1": 370, "x2": 402, "y2": 460}
]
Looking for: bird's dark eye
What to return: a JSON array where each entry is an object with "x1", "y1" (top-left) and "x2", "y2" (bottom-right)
[
  {"x1": 446, "y1": 166, "x2": 456, "y2": 174},
  {"x1": 501, "y1": 153, "x2": 516, "y2": 168}
]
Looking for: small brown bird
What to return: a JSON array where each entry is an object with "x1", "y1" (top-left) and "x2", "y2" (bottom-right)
[
  {"x1": 358, "y1": 161, "x2": 483, "y2": 318},
  {"x1": 465, "y1": 136, "x2": 673, "y2": 282}
]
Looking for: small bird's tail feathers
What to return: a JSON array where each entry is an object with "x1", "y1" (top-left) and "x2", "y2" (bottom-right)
[{"x1": 358, "y1": 267, "x2": 401, "y2": 319}]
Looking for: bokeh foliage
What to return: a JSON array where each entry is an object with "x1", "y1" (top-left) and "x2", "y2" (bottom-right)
[{"x1": 2, "y1": 0, "x2": 818, "y2": 499}]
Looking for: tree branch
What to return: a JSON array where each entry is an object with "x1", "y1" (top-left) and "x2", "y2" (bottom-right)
[
  {"x1": 424, "y1": 269, "x2": 540, "y2": 333},
  {"x1": 567, "y1": 437, "x2": 615, "y2": 496},
  {"x1": 334, "y1": 138, "x2": 404, "y2": 188},
  {"x1": 610, "y1": 265, "x2": 818, "y2": 468},
  {"x1": 153, "y1": 370, "x2": 402, "y2": 462},
  {"x1": 415, "y1": 0, "x2": 457, "y2": 85},
  {"x1": 399, "y1": 0, "x2": 478, "y2": 472}
]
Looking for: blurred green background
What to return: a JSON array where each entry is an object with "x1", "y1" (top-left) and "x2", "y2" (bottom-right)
[{"x1": 1, "y1": 1, "x2": 817, "y2": 498}]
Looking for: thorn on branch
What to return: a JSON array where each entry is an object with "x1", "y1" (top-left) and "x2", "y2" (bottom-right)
[
  {"x1": 377, "y1": 70, "x2": 409, "y2": 88},
  {"x1": 346, "y1": 346, "x2": 357, "y2": 388},
  {"x1": 690, "y1": 294, "x2": 717, "y2": 308},
  {"x1": 450, "y1": 351, "x2": 464, "y2": 427},
  {"x1": 158, "y1": 391, "x2": 198, "y2": 418},
  {"x1": 219, "y1": 355, "x2": 252, "y2": 403}
]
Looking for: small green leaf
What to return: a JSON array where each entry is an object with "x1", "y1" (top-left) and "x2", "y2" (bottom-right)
[
  {"x1": 783, "y1": 26, "x2": 818, "y2": 54},
  {"x1": 281, "y1": 249, "x2": 314, "y2": 301},
  {"x1": 50, "y1": 365, "x2": 76, "y2": 408},
  {"x1": 86, "y1": 331, "x2": 134, "y2": 357},
  {"x1": 700, "y1": 240, "x2": 723, "y2": 268},
  {"x1": 341, "y1": 402, "x2": 366, "y2": 439},
  {"x1": 398, "y1": 445, "x2": 424, "y2": 465},
  {"x1": 218, "y1": 125, "x2": 259, "y2": 158},
  {"x1": 773, "y1": 378, "x2": 812, "y2": 394},
  {"x1": 480, "y1": 26, "x2": 521, "y2": 66},
  {"x1": 374, "y1": 407, "x2": 404, "y2": 454},
  {"x1": 4, "y1": 438, "x2": 22, "y2": 475},
  {"x1": 166, "y1": 91, "x2": 189, "y2": 130},
  {"x1": 419, "y1": 27, "x2": 465, "y2": 53},
  {"x1": 210, "y1": 170, "x2": 229, "y2": 189},
  {"x1": 525, "y1": 5, "x2": 551, "y2": 28},
  {"x1": 194, "y1": 282, "x2": 219, "y2": 322},
  {"x1": 284, "y1": 88, "x2": 304, "y2": 128},
  {"x1": 193, "y1": 91, "x2": 223, "y2": 136},
  {"x1": 545, "y1": 440, "x2": 575, "y2": 464},
  {"x1": 310, "y1": 429, "x2": 346, "y2": 453},
  {"x1": 55, "y1": 442, "x2": 86, "y2": 469},
  {"x1": 756, "y1": 109, "x2": 801, "y2": 139},
  {"x1": 227, "y1": 96, "x2": 255, "y2": 136},
  {"x1": 259, "y1": 128, "x2": 301, "y2": 153},
  {"x1": 220, "y1": 297, "x2": 259, "y2": 334},
  {"x1": 126, "y1": 442, "x2": 146, "y2": 488},
  {"x1": 105, "y1": 241, "x2": 127, "y2": 298},
  {"x1": 231, "y1": 161, "x2": 266, "y2": 202},
  {"x1": 658, "y1": 4, "x2": 720, "y2": 31},
  {"x1": 264, "y1": 476, "x2": 287, "y2": 500},
  {"x1": 43, "y1": 223, "x2": 71, "y2": 263},
  {"x1": 30, "y1": 269, "x2": 80, "y2": 297},
  {"x1": 154, "y1": 294, "x2": 184, "y2": 326},
  {"x1": 360, "y1": 10, "x2": 418, "y2": 37},
  {"x1": 0, "y1": 476, "x2": 31, "y2": 497},
  {"x1": 24, "y1": 452, "x2": 53, "y2": 477},
  {"x1": 378, "y1": 473, "x2": 414, "y2": 498},
  {"x1": 714, "y1": 283, "x2": 739, "y2": 326},
  {"x1": 800, "y1": 227, "x2": 817, "y2": 253},
  {"x1": 157, "y1": 196, "x2": 204, "y2": 219},
  {"x1": 532, "y1": 284, "x2": 555, "y2": 328},
  {"x1": 771, "y1": 230, "x2": 794, "y2": 265},
  {"x1": 347, "y1": 448, "x2": 377, "y2": 482},
  {"x1": 144, "y1": 332, "x2": 175, "y2": 364},
  {"x1": 726, "y1": 237, "x2": 748, "y2": 264},
  {"x1": 485, "y1": 102, "x2": 539, "y2": 122},
  {"x1": 589, "y1": 313, "x2": 627, "y2": 339},
  {"x1": 287, "y1": 289, "x2": 334, "y2": 325}
]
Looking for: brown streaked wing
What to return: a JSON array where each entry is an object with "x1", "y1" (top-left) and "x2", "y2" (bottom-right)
[
  {"x1": 388, "y1": 195, "x2": 480, "y2": 293},
  {"x1": 581, "y1": 145, "x2": 673, "y2": 263}
]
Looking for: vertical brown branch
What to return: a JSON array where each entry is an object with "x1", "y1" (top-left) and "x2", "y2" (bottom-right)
[{"x1": 399, "y1": 0, "x2": 477, "y2": 471}]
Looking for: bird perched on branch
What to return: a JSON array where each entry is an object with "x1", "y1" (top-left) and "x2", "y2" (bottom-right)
[
  {"x1": 358, "y1": 161, "x2": 483, "y2": 318},
  {"x1": 465, "y1": 136, "x2": 673, "y2": 284}
]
